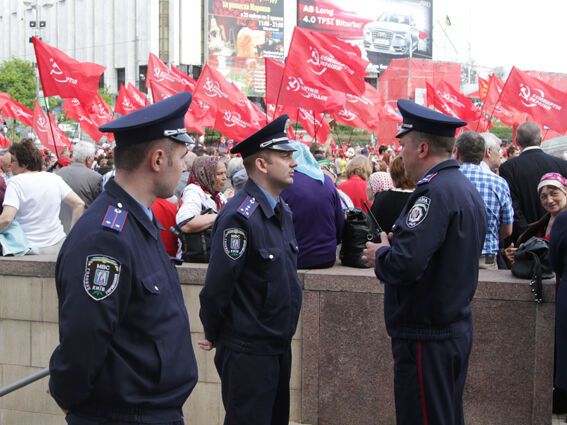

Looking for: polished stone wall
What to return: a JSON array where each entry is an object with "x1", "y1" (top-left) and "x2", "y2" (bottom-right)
[{"x1": 0, "y1": 257, "x2": 556, "y2": 425}]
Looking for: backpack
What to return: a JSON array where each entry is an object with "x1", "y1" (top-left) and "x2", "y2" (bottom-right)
[
  {"x1": 340, "y1": 208, "x2": 380, "y2": 268},
  {"x1": 511, "y1": 236, "x2": 554, "y2": 303}
]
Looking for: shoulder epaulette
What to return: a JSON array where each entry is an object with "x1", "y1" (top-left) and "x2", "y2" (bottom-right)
[
  {"x1": 101, "y1": 204, "x2": 129, "y2": 232},
  {"x1": 237, "y1": 196, "x2": 260, "y2": 219},
  {"x1": 417, "y1": 172, "x2": 438, "y2": 186}
]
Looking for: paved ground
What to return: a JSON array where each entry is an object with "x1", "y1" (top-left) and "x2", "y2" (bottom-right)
[{"x1": 554, "y1": 414, "x2": 567, "y2": 424}]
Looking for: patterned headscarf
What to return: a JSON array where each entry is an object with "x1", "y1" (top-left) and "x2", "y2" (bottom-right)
[
  {"x1": 368, "y1": 171, "x2": 394, "y2": 196},
  {"x1": 537, "y1": 172, "x2": 567, "y2": 194},
  {"x1": 188, "y1": 156, "x2": 223, "y2": 209}
]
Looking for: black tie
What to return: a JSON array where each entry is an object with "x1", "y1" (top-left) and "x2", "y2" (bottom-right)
[{"x1": 274, "y1": 202, "x2": 284, "y2": 223}]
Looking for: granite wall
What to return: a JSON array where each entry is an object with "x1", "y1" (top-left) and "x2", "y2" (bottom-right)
[{"x1": 0, "y1": 256, "x2": 556, "y2": 425}]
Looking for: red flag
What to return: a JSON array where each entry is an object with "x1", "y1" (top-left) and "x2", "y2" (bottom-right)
[
  {"x1": 214, "y1": 83, "x2": 263, "y2": 141},
  {"x1": 126, "y1": 83, "x2": 150, "y2": 108},
  {"x1": 147, "y1": 53, "x2": 188, "y2": 93},
  {"x1": 150, "y1": 80, "x2": 178, "y2": 103},
  {"x1": 498, "y1": 67, "x2": 567, "y2": 133},
  {"x1": 296, "y1": 108, "x2": 330, "y2": 143},
  {"x1": 115, "y1": 83, "x2": 149, "y2": 115},
  {"x1": 1, "y1": 96, "x2": 34, "y2": 127},
  {"x1": 0, "y1": 132, "x2": 11, "y2": 149},
  {"x1": 32, "y1": 37, "x2": 105, "y2": 103},
  {"x1": 478, "y1": 77, "x2": 490, "y2": 101},
  {"x1": 63, "y1": 98, "x2": 104, "y2": 142},
  {"x1": 331, "y1": 83, "x2": 381, "y2": 130},
  {"x1": 33, "y1": 101, "x2": 70, "y2": 151},
  {"x1": 481, "y1": 74, "x2": 521, "y2": 126},
  {"x1": 426, "y1": 81, "x2": 480, "y2": 122},
  {"x1": 170, "y1": 65, "x2": 197, "y2": 91},
  {"x1": 377, "y1": 98, "x2": 402, "y2": 124},
  {"x1": 0, "y1": 93, "x2": 9, "y2": 110},
  {"x1": 265, "y1": 58, "x2": 285, "y2": 110},
  {"x1": 284, "y1": 27, "x2": 367, "y2": 96},
  {"x1": 115, "y1": 84, "x2": 136, "y2": 115},
  {"x1": 84, "y1": 93, "x2": 114, "y2": 126}
]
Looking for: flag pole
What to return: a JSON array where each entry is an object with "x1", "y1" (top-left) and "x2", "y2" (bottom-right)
[{"x1": 31, "y1": 37, "x2": 60, "y2": 159}]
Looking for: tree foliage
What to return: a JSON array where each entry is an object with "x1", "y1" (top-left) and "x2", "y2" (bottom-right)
[{"x1": 0, "y1": 59, "x2": 36, "y2": 109}]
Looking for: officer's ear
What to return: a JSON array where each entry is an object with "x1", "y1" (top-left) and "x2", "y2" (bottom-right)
[
  {"x1": 149, "y1": 146, "x2": 168, "y2": 172},
  {"x1": 254, "y1": 152, "x2": 272, "y2": 175},
  {"x1": 416, "y1": 140, "x2": 429, "y2": 158}
]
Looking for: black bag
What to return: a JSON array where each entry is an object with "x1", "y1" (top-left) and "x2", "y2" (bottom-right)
[
  {"x1": 511, "y1": 236, "x2": 554, "y2": 303},
  {"x1": 340, "y1": 208, "x2": 380, "y2": 268},
  {"x1": 178, "y1": 206, "x2": 214, "y2": 263}
]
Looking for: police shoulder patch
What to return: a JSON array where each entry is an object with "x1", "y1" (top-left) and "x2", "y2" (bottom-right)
[
  {"x1": 237, "y1": 196, "x2": 259, "y2": 219},
  {"x1": 406, "y1": 196, "x2": 431, "y2": 228},
  {"x1": 83, "y1": 255, "x2": 121, "y2": 301},
  {"x1": 223, "y1": 228, "x2": 247, "y2": 260},
  {"x1": 417, "y1": 172, "x2": 438, "y2": 186},
  {"x1": 101, "y1": 205, "x2": 129, "y2": 232}
]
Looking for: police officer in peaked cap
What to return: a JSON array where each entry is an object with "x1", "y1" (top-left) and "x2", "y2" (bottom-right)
[
  {"x1": 198, "y1": 115, "x2": 302, "y2": 425},
  {"x1": 49, "y1": 92, "x2": 198, "y2": 425},
  {"x1": 363, "y1": 99, "x2": 487, "y2": 425}
]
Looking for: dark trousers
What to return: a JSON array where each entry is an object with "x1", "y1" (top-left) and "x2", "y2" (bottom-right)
[
  {"x1": 392, "y1": 331, "x2": 472, "y2": 425},
  {"x1": 66, "y1": 414, "x2": 183, "y2": 425},
  {"x1": 214, "y1": 345, "x2": 292, "y2": 425}
]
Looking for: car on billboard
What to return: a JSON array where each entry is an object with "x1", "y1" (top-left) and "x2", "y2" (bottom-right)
[{"x1": 363, "y1": 12, "x2": 422, "y2": 59}]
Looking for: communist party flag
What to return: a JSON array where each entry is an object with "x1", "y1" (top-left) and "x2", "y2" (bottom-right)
[
  {"x1": 426, "y1": 80, "x2": 481, "y2": 122},
  {"x1": 498, "y1": 67, "x2": 567, "y2": 133},
  {"x1": 478, "y1": 76, "x2": 490, "y2": 101},
  {"x1": 214, "y1": 82, "x2": 264, "y2": 141},
  {"x1": 170, "y1": 65, "x2": 197, "y2": 91},
  {"x1": 284, "y1": 27, "x2": 367, "y2": 96},
  {"x1": 482, "y1": 74, "x2": 521, "y2": 127},
  {"x1": 33, "y1": 101, "x2": 70, "y2": 151},
  {"x1": 147, "y1": 53, "x2": 193, "y2": 93},
  {"x1": 265, "y1": 58, "x2": 285, "y2": 114},
  {"x1": 150, "y1": 80, "x2": 177, "y2": 103},
  {"x1": 62, "y1": 98, "x2": 104, "y2": 142},
  {"x1": 294, "y1": 107, "x2": 330, "y2": 143},
  {"x1": 330, "y1": 82, "x2": 381, "y2": 131},
  {"x1": 0, "y1": 96, "x2": 33, "y2": 127},
  {"x1": 32, "y1": 37, "x2": 105, "y2": 104},
  {"x1": 115, "y1": 83, "x2": 149, "y2": 115},
  {"x1": 126, "y1": 83, "x2": 150, "y2": 108}
]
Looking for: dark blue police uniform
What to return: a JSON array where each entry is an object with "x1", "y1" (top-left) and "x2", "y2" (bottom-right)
[
  {"x1": 374, "y1": 100, "x2": 487, "y2": 425},
  {"x1": 49, "y1": 93, "x2": 198, "y2": 425},
  {"x1": 199, "y1": 116, "x2": 302, "y2": 425}
]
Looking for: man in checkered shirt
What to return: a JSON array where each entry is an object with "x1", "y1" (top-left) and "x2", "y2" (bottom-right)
[{"x1": 454, "y1": 131, "x2": 513, "y2": 269}]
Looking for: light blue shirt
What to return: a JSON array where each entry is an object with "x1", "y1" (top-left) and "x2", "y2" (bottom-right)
[{"x1": 258, "y1": 184, "x2": 278, "y2": 211}]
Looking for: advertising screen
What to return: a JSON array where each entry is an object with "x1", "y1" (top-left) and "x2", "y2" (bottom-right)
[
  {"x1": 297, "y1": 0, "x2": 433, "y2": 72},
  {"x1": 206, "y1": 0, "x2": 285, "y2": 96}
]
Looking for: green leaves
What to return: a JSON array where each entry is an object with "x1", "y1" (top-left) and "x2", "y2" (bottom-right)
[{"x1": 0, "y1": 59, "x2": 36, "y2": 109}]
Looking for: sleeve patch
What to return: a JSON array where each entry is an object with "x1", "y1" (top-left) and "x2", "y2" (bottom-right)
[
  {"x1": 406, "y1": 196, "x2": 431, "y2": 228},
  {"x1": 223, "y1": 228, "x2": 247, "y2": 260},
  {"x1": 83, "y1": 255, "x2": 121, "y2": 301}
]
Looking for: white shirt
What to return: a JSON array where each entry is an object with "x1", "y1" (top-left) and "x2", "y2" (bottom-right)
[
  {"x1": 176, "y1": 183, "x2": 226, "y2": 224},
  {"x1": 3, "y1": 172, "x2": 71, "y2": 249}
]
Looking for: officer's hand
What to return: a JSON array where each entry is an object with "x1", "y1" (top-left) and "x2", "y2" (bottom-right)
[
  {"x1": 387, "y1": 232, "x2": 394, "y2": 242},
  {"x1": 362, "y1": 232, "x2": 390, "y2": 268},
  {"x1": 198, "y1": 339, "x2": 215, "y2": 351}
]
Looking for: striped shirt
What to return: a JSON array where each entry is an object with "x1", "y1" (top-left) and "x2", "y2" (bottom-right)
[{"x1": 460, "y1": 163, "x2": 514, "y2": 255}]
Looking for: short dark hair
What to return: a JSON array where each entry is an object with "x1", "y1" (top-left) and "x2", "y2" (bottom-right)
[
  {"x1": 516, "y1": 122, "x2": 541, "y2": 148},
  {"x1": 9, "y1": 138, "x2": 42, "y2": 171},
  {"x1": 114, "y1": 139, "x2": 172, "y2": 171},
  {"x1": 455, "y1": 131, "x2": 485, "y2": 164},
  {"x1": 410, "y1": 131, "x2": 454, "y2": 157}
]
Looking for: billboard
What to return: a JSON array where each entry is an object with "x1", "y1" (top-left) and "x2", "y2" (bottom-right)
[
  {"x1": 297, "y1": 0, "x2": 433, "y2": 72},
  {"x1": 206, "y1": 0, "x2": 285, "y2": 97}
]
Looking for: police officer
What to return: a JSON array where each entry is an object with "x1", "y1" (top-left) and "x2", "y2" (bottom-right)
[
  {"x1": 49, "y1": 93, "x2": 198, "y2": 425},
  {"x1": 198, "y1": 115, "x2": 302, "y2": 425},
  {"x1": 363, "y1": 100, "x2": 487, "y2": 425}
]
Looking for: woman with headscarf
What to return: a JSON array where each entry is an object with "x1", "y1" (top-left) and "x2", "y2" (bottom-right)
[
  {"x1": 176, "y1": 156, "x2": 227, "y2": 262},
  {"x1": 366, "y1": 171, "x2": 394, "y2": 204},
  {"x1": 281, "y1": 141, "x2": 344, "y2": 269}
]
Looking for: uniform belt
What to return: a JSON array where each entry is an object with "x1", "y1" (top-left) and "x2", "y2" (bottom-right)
[{"x1": 480, "y1": 254, "x2": 496, "y2": 264}]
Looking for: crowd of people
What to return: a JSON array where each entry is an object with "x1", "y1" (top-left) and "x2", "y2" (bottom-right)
[{"x1": 2, "y1": 92, "x2": 567, "y2": 423}]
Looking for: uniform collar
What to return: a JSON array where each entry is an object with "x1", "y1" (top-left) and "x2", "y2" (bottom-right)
[
  {"x1": 244, "y1": 179, "x2": 276, "y2": 218},
  {"x1": 105, "y1": 178, "x2": 160, "y2": 240},
  {"x1": 422, "y1": 159, "x2": 459, "y2": 177}
]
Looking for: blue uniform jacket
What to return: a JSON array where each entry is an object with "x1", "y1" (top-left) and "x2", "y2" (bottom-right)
[
  {"x1": 375, "y1": 159, "x2": 487, "y2": 340},
  {"x1": 49, "y1": 178, "x2": 197, "y2": 422},
  {"x1": 199, "y1": 179, "x2": 302, "y2": 355},
  {"x1": 550, "y1": 210, "x2": 567, "y2": 389}
]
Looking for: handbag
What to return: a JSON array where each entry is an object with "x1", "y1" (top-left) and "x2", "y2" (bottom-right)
[
  {"x1": 178, "y1": 206, "x2": 214, "y2": 263},
  {"x1": 340, "y1": 208, "x2": 380, "y2": 268},
  {"x1": 511, "y1": 236, "x2": 554, "y2": 303}
]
